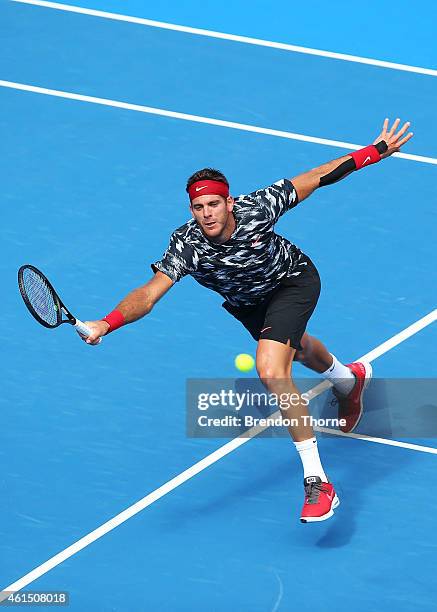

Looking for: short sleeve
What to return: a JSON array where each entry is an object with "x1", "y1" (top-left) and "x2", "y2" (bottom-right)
[
  {"x1": 247, "y1": 179, "x2": 298, "y2": 223},
  {"x1": 151, "y1": 232, "x2": 196, "y2": 282}
]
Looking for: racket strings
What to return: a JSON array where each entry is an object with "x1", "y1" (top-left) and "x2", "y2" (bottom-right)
[{"x1": 22, "y1": 268, "x2": 59, "y2": 326}]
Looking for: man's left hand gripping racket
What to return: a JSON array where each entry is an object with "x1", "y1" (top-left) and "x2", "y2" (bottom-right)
[{"x1": 18, "y1": 265, "x2": 102, "y2": 343}]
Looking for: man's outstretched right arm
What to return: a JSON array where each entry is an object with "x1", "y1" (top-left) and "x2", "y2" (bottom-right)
[{"x1": 82, "y1": 271, "x2": 174, "y2": 345}]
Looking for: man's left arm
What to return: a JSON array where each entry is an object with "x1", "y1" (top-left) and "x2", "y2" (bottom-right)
[{"x1": 291, "y1": 118, "x2": 413, "y2": 203}]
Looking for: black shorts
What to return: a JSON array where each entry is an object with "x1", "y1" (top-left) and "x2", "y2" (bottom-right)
[{"x1": 222, "y1": 256, "x2": 321, "y2": 350}]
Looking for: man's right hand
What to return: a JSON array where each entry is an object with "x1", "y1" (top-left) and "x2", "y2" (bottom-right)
[{"x1": 79, "y1": 320, "x2": 110, "y2": 345}]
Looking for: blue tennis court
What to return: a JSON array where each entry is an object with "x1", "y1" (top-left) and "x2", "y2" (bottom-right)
[{"x1": 1, "y1": 1, "x2": 437, "y2": 610}]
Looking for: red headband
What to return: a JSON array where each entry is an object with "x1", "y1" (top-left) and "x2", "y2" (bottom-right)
[{"x1": 188, "y1": 180, "x2": 229, "y2": 201}]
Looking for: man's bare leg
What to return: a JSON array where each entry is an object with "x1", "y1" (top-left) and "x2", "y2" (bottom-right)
[
  {"x1": 294, "y1": 332, "x2": 357, "y2": 396},
  {"x1": 294, "y1": 332, "x2": 372, "y2": 436},
  {"x1": 256, "y1": 338, "x2": 340, "y2": 522},
  {"x1": 256, "y1": 338, "x2": 313, "y2": 440},
  {"x1": 256, "y1": 339, "x2": 327, "y2": 478},
  {"x1": 293, "y1": 332, "x2": 333, "y2": 373}
]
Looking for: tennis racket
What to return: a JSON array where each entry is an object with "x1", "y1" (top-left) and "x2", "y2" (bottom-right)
[{"x1": 18, "y1": 264, "x2": 102, "y2": 343}]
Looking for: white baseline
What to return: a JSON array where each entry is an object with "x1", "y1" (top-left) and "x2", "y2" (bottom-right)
[
  {"x1": 11, "y1": 0, "x2": 437, "y2": 78},
  {"x1": 1, "y1": 308, "x2": 436, "y2": 598},
  {"x1": 0, "y1": 80, "x2": 436, "y2": 166}
]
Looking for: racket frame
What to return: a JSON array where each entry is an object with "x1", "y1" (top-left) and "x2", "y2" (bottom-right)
[{"x1": 18, "y1": 265, "x2": 99, "y2": 340}]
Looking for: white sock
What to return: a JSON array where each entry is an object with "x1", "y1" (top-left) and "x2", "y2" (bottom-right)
[
  {"x1": 322, "y1": 353, "x2": 355, "y2": 396},
  {"x1": 294, "y1": 437, "x2": 328, "y2": 482}
]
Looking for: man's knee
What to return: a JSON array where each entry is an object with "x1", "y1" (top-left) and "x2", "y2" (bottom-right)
[
  {"x1": 256, "y1": 363, "x2": 292, "y2": 388},
  {"x1": 257, "y1": 365, "x2": 290, "y2": 380},
  {"x1": 256, "y1": 340, "x2": 295, "y2": 387}
]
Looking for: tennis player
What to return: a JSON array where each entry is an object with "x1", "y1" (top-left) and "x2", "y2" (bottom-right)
[{"x1": 83, "y1": 118, "x2": 412, "y2": 522}]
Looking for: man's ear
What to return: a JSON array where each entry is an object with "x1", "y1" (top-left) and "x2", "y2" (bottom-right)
[
  {"x1": 189, "y1": 203, "x2": 195, "y2": 218},
  {"x1": 226, "y1": 196, "x2": 234, "y2": 212}
]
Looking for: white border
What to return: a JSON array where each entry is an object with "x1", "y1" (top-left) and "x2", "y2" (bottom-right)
[{"x1": 2, "y1": 3, "x2": 437, "y2": 593}]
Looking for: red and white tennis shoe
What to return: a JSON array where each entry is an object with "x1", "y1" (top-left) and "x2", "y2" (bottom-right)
[
  {"x1": 300, "y1": 476, "x2": 340, "y2": 523},
  {"x1": 334, "y1": 361, "x2": 373, "y2": 433}
]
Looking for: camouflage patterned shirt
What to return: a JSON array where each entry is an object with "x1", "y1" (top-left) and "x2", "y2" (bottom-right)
[{"x1": 151, "y1": 179, "x2": 306, "y2": 306}]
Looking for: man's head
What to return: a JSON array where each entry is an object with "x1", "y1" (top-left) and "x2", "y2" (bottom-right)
[{"x1": 186, "y1": 168, "x2": 235, "y2": 242}]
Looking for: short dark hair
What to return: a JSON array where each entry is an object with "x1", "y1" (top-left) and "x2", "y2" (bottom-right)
[{"x1": 186, "y1": 168, "x2": 229, "y2": 192}]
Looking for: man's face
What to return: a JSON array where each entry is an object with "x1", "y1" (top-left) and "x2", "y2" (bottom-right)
[{"x1": 190, "y1": 194, "x2": 235, "y2": 240}]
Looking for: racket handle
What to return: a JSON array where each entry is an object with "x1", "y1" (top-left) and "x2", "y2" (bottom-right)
[{"x1": 74, "y1": 319, "x2": 103, "y2": 344}]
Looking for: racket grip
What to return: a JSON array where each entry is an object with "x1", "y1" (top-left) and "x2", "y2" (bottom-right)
[{"x1": 74, "y1": 319, "x2": 103, "y2": 344}]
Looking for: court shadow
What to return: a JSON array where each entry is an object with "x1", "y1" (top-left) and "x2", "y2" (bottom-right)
[
  {"x1": 177, "y1": 379, "x2": 426, "y2": 548},
  {"x1": 312, "y1": 378, "x2": 424, "y2": 548}
]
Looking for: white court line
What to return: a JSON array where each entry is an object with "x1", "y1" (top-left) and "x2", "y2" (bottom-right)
[
  {"x1": 1, "y1": 79, "x2": 437, "y2": 166},
  {"x1": 1, "y1": 308, "x2": 436, "y2": 597},
  {"x1": 317, "y1": 427, "x2": 437, "y2": 454},
  {"x1": 11, "y1": 0, "x2": 437, "y2": 78}
]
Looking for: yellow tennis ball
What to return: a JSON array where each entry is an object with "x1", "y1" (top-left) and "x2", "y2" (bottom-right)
[{"x1": 235, "y1": 353, "x2": 255, "y2": 372}]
